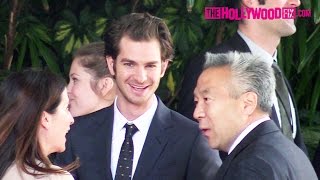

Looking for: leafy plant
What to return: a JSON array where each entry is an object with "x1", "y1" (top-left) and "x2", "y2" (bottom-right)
[
  {"x1": 54, "y1": 7, "x2": 106, "y2": 58},
  {"x1": 14, "y1": 15, "x2": 60, "y2": 73},
  {"x1": 278, "y1": 1, "x2": 320, "y2": 126}
]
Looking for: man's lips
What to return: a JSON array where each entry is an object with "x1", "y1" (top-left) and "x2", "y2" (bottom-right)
[
  {"x1": 129, "y1": 84, "x2": 149, "y2": 93},
  {"x1": 65, "y1": 128, "x2": 70, "y2": 136},
  {"x1": 130, "y1": 84, "x2": 148, "y2": 89},
  {"x1": 201, "y1": 128, "x2": 210, "y2": 137}
]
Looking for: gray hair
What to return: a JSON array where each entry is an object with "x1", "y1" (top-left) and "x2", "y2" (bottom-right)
[{"x1": 203, "y1": 51, "x2": 275, "y2": 113}]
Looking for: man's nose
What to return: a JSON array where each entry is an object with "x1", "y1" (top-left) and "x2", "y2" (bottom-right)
[
  {"x1": 287, "y1": 0, "x2": 301, "y2": 8},
  {"x1": 135, "y1": 68, "x2": 148, "y2": 83},
  {"x1": 194, "y1": 103, "x2": 205, "y2": 122}
]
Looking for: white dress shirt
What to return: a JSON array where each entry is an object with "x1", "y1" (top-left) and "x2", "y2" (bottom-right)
[
  {"x1": 228, "y1": 117, "x2": 271, "y2": 155},
  {"x1": 238, "y1": 30, "x2": 296, "y2": 139},
  {"x1": 111, "y1": 95, "x2": 158, "y2": 179}
]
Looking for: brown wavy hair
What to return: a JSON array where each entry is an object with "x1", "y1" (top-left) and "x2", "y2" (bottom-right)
[{"x1": 104, "y1": 12, "x2": 174, "y2": 62}]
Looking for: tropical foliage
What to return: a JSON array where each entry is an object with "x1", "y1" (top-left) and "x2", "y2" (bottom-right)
[{"x1": 0, "y1": 0, "x2": 319, "y2": 155}]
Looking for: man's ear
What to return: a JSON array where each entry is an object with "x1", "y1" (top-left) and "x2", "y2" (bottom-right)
[
  {"x1": 241, "y1": 91, "x2": 258, "y2": 115},
  {"x1": 106, "y1": 56, "x2": 115, "y2": 76},
  {"x1": 98, "y1": 77, "x2": 114, "y2": 97},
  {"x1": 40, "y1": 111, "x2": 51, "y2": 130},
  {"x1": 160, "y1": 59, "x2": 169, "y2": 78}
]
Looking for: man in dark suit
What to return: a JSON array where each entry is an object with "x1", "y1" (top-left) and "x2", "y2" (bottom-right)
[
  {"x1": 193, "y1": 51, "x2": 317, "y2": 179},
  {"x1": 178, "y1": 0, "x2": 308, "y2": 155},
  {"x1": 54, "y1": 13, "x2": 221, "y2": 180}
]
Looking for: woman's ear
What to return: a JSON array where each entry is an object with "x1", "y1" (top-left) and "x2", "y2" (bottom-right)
[
  {"x1": 40, "y1": 111, "x2": 51, "y2": 130},
  {"x1": 98, "y1": 77, "x2": 114, "y2": 97}
]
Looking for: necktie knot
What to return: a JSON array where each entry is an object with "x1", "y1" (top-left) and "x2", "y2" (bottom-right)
[{"x1": 125, "y1": 123, "x2": 138, "y2": 139}]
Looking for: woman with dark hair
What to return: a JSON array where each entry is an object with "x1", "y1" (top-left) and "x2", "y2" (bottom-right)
[{"x1": 0, "y1": 69, "x2": 78, "y2": 179}]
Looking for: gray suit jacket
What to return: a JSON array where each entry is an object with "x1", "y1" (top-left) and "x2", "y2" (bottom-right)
[
  {"x1": 215, "y1": 120, "x2": 317, "y2": 180},
  {"x1": 54, "y1": 97, "x2": 221, "y2": 180}
]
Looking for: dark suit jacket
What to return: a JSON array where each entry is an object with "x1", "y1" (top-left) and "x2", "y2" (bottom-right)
[
  {"x1": 215, "y1": 120, "x2": 317, "y2": 180},
  {"x1": 54, "y1": 97, "x2": 221, "y2": 180},
  {"x1": 177, "y1": 32, "x2": 308, "y2": 155}
]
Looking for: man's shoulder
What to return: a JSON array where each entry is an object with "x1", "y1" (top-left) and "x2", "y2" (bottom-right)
[
  {"x1": 69, "y1": 106, "x2": 113, "y2": 137},
  {"x1": 156, "y1": 100, "x2": 196, "y2": 124},
  {"x1": 234, "y1": 127, "x2": 308, "y2": 166},
  {"x1": 187, "y1": 33, "x2": 248, "y2": 68},
  {"x1": 73, "y1": 107, "x2": 113, "y2": 126},
  {"x1": 167, "y1": 109, "x2": 199, "y2": 130},
  {"x1": 206, "y1": 34, "x2": 248, "y2": 54},
  {"x1": 195, "y1": 38, "x2": 236, "y2": 60},
  {"x1": 208, "y1": 39, "x2": 236, "y2": 53},
  {"x1": 227, "y1": 137, "x2": 316, "y2": 179}
]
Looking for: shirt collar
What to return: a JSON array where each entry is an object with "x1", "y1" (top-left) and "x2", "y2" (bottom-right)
[
  {"x1": 237, "y1": 30, "x2": 276, "y2": 66},
  {"x1": 228, "y1": 116, "x2": 270, "y2": 155},
  {"x1": 113, "y1": 95, "x2": 158, "y2": 134}
]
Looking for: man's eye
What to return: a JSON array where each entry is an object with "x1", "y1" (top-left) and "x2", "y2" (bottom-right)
[
  {"x1": 204, "y1": 97, "x2": 212, "y2": 102},
  {"x1": 146, "y1": 64, "x2": 156, "y2": 68},
  {"x1": 124, "y1": 63, "x2": 133, "y2": 67},
  {"x1": 72, "y1": 77, "x2": 78, "y2": 82}
]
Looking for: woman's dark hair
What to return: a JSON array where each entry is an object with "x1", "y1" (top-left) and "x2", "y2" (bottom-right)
[
  {"x1": 73, "y1": 42, "x2": 111, "y2": 80},
  {"x1": 0, "y1": 69, "x2": 78, "y2": 178},
  {"x1": 73, "y1": 42, "x2": 114, "y2": 93}
]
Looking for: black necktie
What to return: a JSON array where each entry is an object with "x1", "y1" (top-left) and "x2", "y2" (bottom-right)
[
  {"x1": 271, "y1": 62, "x2": 293, "y2": 140},
  {"x1": 115, "y1": 124, "x2": 138, "y2": 180}
]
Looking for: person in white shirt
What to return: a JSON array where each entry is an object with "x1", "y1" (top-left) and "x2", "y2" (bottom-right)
[
  {"x1": 178, "y1": 0, "x2": 307, "y2": 157},
  {"x1": 54, "y1": 12, "x2": 221, "y2": 180}
]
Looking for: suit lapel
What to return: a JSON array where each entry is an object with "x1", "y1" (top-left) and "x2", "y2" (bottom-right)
[
  {"x1": 92, "y1": 105, "x2": 114, "y2": 179},
  {"x1": 284, "y1": 76, "x2": 295, "y2": 118},
  {"x1": 105, "y1": 104, "x2": 114, "y2": 179},
  {"x1": 216, "y1": 120, "x2": 280, "y2": 178},
  {"x1": 275, "y1": 89, "x2": 292, "y2": 122},
  {"x1": 133, "y1": 98, "x2": 173, "y2": 179},
  {"x1": 228, "y1": 32, "x2": 251, "y2": 53},
  {"x1": 272, "y1": 64, "x2": 292, "y2": 125},
  {"x1": 284, "y1": 77, "x2": 299, "y2": 123}
]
